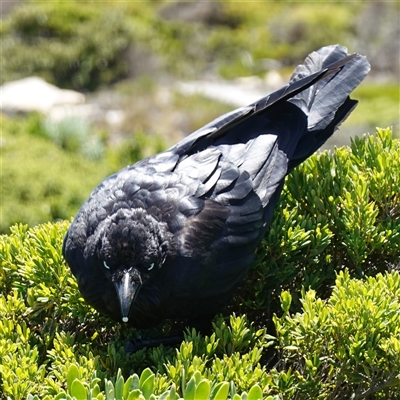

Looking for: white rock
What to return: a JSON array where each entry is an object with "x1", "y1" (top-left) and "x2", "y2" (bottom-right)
[{"x1": 1, "y1": 76, "x2": 85, "y2": 114}]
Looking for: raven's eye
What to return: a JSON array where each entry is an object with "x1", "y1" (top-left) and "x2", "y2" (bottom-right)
[
  {"x1": 103, "y1": 261, "x2": 111, "y2": 270},
  {"x1": 148, "y1": 263, "x2": 154, "y2": 271}
]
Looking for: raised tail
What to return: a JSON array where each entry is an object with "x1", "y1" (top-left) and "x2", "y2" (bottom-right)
[
  {"x1": 166, "y1": 45, "x2": 370, "y2": 208},
  {"x1": 289, "y1": 44, "x2": 370, "y2": 132},
  {"x1": 173, "y1": 45, "x2": 370, "y2": 159},
  {"x1": 286, "y1": 45, "x2": 370, "y2": 170}
]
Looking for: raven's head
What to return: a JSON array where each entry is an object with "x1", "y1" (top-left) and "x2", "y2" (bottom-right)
[{"x1": 91, "y1": 208, "x2": 173, "y2": 323}]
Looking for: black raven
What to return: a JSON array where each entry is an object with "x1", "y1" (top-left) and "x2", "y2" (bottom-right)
[{"x1": 63, "y1": 45, "x2": 370, "y2": 328}]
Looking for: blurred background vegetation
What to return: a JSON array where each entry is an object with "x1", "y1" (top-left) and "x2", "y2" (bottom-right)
[{"x1": 1, "y1": 0, "x2": 399, "y2": 233}]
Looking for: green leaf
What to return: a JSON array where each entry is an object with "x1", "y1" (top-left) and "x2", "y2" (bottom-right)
[
  {"x1": 247, "y1": 385, "x2": 263, "y2": 400},
  {"x1": 280, "y1": 291, "x2": 292, "y2": 314},
  {"x1": 139, "y1": 368, "x2": 153, "y2": 390},
  {"x1": 211, "y1": 382, "x2": 229, "y2": 400},
  {"x1": 184, "y1": 375, "x2": 196, "y2": 400},
  {"x1": 126, "y1": 389, "x2": 142, "y2": 400},
  {"x1": 92, "y1": 384, "x2": 101, "y2": 398},
  {"x1": 70, "y1": 379, "x2": 87, "y2": 400},
  {"x1": 123, "y1": 375, "x2": 134, "y2": 398},
  {"x1": 131, "y1": 374, "x2": 140, "y2": 390},
  {"x1": 140, "y1": 375, "x2": 155, "y2": 399},
  {"x1": 169, "y1": 383, "x2": 178, "y2": 400},
  {"x1": 67, "y1": 364, "x2": 80, "y2": 394},
  {"x1": 105, "y1": 380, "x2": 115, "y2": 400},
  {"x1": 115, "y1": 370, "x2": 124, "y2": 400},
  {"x1": 195, "y1": 380, "x2": 211, "y2": 400},
  {"x1": 158, "y1": 392, "x2": 170, "y2": 400}
]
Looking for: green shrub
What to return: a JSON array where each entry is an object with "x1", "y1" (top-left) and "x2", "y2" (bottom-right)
[
  {"x1": 274, "y1": 270, "x2": 400, "y2": 399},
  {"x1": 1, "y1": 221, "x2": 399, "y2": 398},
  {"x1": 26, "y1": 366, "x2": 268, "y2": 400},
  {"x1": 42, "y1": 116, "x2": 105, "y2": 160},
  {"x1": 0, "y1": 222, "x2": 273, "y2": 397},
  {"x1": 239, "y1": 128, "x2": 400, "y2": 320},
  {"x1": 1, "y1": 3, "x2": 132, "y2": 90},
  {"x1": 0, "y1": 129, "x2": 399, "y2": 398},
  {"x1": 0, "y1": 115, "x2": 111, "y2": 233},
  {"x1": 0, "y1": 2, "x2": 383, "y2": 84}
]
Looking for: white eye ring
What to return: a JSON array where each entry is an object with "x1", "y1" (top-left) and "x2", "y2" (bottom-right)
[
  {"x1": 148, "y1": 263, "x2": 154, "y2": 271},
  {"x1": 103, "y1": 261, "x2": 110, "y2": 270}
]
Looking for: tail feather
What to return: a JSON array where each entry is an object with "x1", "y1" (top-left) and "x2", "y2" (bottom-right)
[
  {"x1": 173, "y1": 45, "x2": 370, "y2": 157},
  {"x1": 287, "y1": 98, "x2": 358, "y2": 172},
  {"x1": 288, "y1": 44, "x2": 370, "y2": 131},
  {"x1": 289, "y1": 45, "x2": 351, "y2": 83},
  {"x1": 170, "y1": 44, "x2": 370, "y2": 205}
]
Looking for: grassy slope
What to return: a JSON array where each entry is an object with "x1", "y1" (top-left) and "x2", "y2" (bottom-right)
[{"x1": 1, "y1": 115, "x2": 111, "y2": 232}]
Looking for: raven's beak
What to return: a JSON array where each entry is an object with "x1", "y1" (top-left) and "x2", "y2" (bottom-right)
[{"x1": 113, "y1": 270, "x2": 141, "y2": 323}]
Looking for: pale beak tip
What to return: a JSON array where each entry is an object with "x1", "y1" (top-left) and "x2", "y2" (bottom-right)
[{"x1": 122, "y1": 316, "x2": 129, "y2": 323}]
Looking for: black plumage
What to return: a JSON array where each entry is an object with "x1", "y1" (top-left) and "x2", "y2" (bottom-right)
[{"x1": 63, "y1": 45, "x2": 370, "y2": 328}]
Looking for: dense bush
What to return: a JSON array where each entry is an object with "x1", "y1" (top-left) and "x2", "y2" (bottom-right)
[
  {"x1": 42, "y1": 115, "x2": 106, "y2": 160},
  {"x1": 0, "y1": 220, "x2": 272, "y2": 397},
  {"x1": 237, "y1": 128, "x2": 400, "y2": 321},
  {"x1": 2, "y1": 2, "x2": 399, "y2": 84},
  {"x1": 212, "y1": 2, "x2": 363, "y2": 77},
  {"x1": 0, "y1": 129, "x2": 399, "y2": 398},
  {"x1": 274, "y1": 270, "x2": 400, "y2": 399},
  {"x1": 1, "y1": 223, "x2": 399, "y2": 398},
  {"x1": 1, "y1": 3, "x2": 132, "y2": 90}
]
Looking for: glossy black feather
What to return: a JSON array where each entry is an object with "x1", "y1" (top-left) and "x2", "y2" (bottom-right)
[{"x1": 63, "y1": 45, "x2": 370, "y2": 328}]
